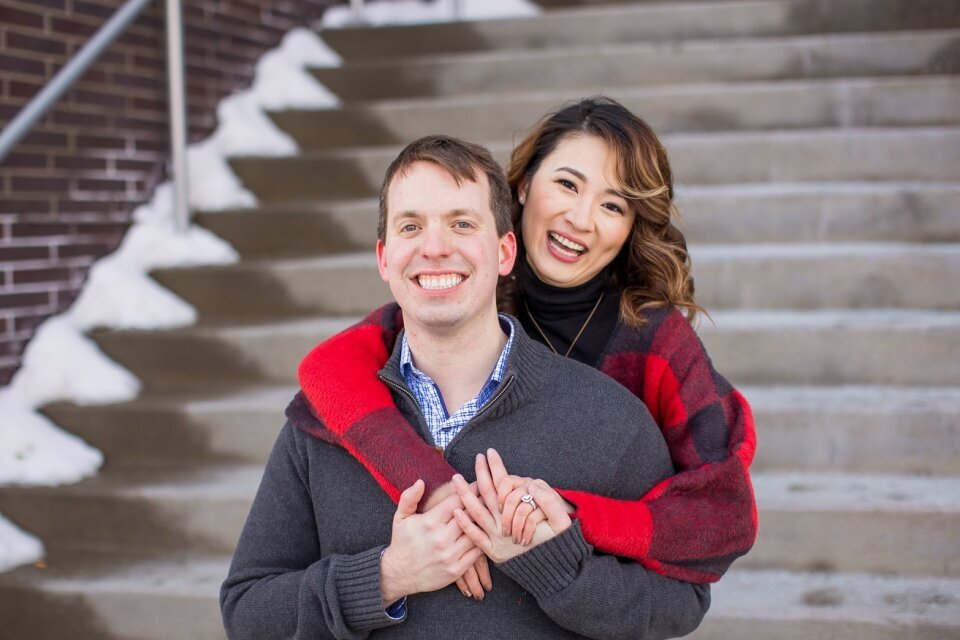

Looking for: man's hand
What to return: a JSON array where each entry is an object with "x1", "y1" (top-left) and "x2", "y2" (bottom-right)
[
  {"x1": 423, "y1": 479, "x2": 493, "y2": 600},
  {"x1": 380, "y1": 480, "x2": 485, "y2": 605}
]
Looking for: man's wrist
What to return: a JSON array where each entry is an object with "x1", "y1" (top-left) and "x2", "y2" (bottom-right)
[{"x1": 379, "y1": 546, "x2": 408, "y2": 605}]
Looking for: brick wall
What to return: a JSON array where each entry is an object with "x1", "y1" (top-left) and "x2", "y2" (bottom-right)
[{"x1": 0, "y1": 0, "x2": 339, "y2": 385}]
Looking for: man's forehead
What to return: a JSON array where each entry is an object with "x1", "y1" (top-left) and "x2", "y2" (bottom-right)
[{"x1": 386, "y1": 161, "x2": 490, "y2": 212}]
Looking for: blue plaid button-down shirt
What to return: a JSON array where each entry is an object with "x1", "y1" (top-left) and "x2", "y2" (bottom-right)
[{"x1": 400, "y1": 315, "x2": 514, "y2": 450}]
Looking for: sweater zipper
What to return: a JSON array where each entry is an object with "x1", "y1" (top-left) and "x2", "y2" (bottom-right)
[{"x1": 378, "y1": 374, "x2": 440, "y2": 452}]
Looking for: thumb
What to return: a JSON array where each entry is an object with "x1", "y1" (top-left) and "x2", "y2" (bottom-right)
[{"x1": 396, "y1": 479, "x2": 425, "y2": 521}]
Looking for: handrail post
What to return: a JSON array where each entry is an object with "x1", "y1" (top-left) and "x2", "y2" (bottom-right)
[{"x1": 165, "y1": 0, "x2": 190, "y2": 233}]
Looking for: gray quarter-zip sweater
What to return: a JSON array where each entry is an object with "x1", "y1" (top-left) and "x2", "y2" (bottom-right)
[{"x1": 221, "y1": 322, "x2": 709, "y2": 640}]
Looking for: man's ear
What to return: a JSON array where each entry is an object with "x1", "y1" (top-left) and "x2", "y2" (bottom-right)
[
  {"x1": 498, "y1": 231, "x2": 517, "y2": 276},
  {"x1": 376, "y1": 239, "x2": 390, "y2": 283}
]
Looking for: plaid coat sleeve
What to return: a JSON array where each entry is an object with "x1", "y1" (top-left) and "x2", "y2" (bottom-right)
[
  {"x1": 559, "y1": 308, "x2": 758, "y2": 582},
  {"x1": 294, "y1": 304, "x2": 757, "y2": 582}
]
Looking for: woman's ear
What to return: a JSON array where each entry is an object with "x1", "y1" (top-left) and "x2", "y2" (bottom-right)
[{"x1": 518, "y1": 178, "x2": 529, "y2": 206}]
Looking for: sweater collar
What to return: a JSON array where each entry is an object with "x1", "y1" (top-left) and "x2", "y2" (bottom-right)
[{"x1": 517, "y1": 258, "x2": 613, "y2": 322}]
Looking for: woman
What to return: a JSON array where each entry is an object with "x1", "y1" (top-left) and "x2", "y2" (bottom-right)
[{"x1": 293, "y1": 97, "x2": 757, "y2": 588}]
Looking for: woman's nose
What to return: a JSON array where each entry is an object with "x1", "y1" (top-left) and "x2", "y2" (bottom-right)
[{"x1": 564, "y1": 199, "x2": 593, "y2": 231}]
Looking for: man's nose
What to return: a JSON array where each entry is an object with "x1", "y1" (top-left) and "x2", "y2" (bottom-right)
[{"x1": 419, "y1": 226, "x2": 452, "y2": 257}]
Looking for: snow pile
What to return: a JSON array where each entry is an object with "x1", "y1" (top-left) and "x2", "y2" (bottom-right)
[
  {"x1": 0, "y1": 27, "x2": 344, "y2": 571},
  {"x1": 323, "y1": 0, "x2": 539, "y2": 27}
]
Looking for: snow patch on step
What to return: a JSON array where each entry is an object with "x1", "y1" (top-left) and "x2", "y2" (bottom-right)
[
  {"x1": 707, "y1": 309, "x2": 960, "y2": 330},
  {"x1": 0, "y1": 514, "x2": 42, "y2": 573},
  {"x1": 322, "y1": 0, "x2": 539, "y2": 28}
]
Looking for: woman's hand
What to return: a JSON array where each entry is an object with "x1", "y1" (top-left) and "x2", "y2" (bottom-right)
[
  {"x1": 451, "y1": 451, "x2": 573, "y2": 564},
  {"x1": 486, "y1": 449, "x2": 574, "y2": 545}
]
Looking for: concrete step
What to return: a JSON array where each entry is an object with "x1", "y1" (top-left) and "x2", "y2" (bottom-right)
[
  {"x1": 151, "y1": 243, "x2": 959, "y2": 325},
  {"x1": 151, "y1": 253, "x2": 391, "y2": 324},
  {"x1": 231, "y1": 127, "x2": 960, "y2": 203},
  {"x1": 309, "y1": 30, "x2": 960, "y2": 101},
  {"x1": 690, "y1": 569, "x2": 960, "y2": 639},
  {"x1": 0, "y1": 466, "x2": 260, "y2": 555},
  {"x1": 272, "y1": 76, "x2": 960, "y2": 150},
  {"x1": 692, "y1": 243, "x2": 960, "y2": 311},
  {"x1": 320, "y1": 0, "x2": 960, "y2": 61},
  {"x1": 93, "y1": 309, "x2": 960, "y2": 392},
  {"x1": 90, "y1": 317, "x2": 352, "y2": 391},
  {"x1": 44, "y1": 383, "x2": 960, "y2": 476},
  {"x1": 742, "y1": 472, "x2": 960, "y2": 577},
  {"x1": 194, "y1": 199, "x2": 378, "y2": 259},
  {"x1": 0, "y1": 549, "x2": 226, "y2": 640},
  {"x1": 42, "y1": 386, "x2": 293, "y2": 468},
  {"x1": 195, "y1": 183, "x2": 960, "y2": 261},
  {"x1": 678, "y1": 182, "x2": 960, "y2": 244},
  {"x1": 746, "y1": 385, "x2": 960, "y2": 475},
  {"x1": 702, "y1": 310, "x2": 960, "y2": 387}
]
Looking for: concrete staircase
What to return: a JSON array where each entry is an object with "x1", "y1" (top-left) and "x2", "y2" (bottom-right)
[{"x1": 2, "y1": 0, "x2": 959, "y2": 637}]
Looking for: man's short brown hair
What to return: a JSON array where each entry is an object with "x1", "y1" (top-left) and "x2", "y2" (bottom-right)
[{"x1": 378, "y1": 135, "x2": 513, "y2": 242}]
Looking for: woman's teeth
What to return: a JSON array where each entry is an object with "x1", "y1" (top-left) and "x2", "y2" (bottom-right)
[
  {"x1": 549, "y1": 232, "x2": 586, "y2": 257},
  {"x1": 417, "y1": 274, "x2": 464, "y2": 290}
]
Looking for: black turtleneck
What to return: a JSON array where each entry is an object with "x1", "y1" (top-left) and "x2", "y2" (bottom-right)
[{"x1": 515, "y1": 258, "x2": 622, "y2": 367}]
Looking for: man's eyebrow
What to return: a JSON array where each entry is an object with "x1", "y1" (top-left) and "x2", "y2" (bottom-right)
[{"x1": 556, "y1": 166, "x2": 629, "y2": 200}]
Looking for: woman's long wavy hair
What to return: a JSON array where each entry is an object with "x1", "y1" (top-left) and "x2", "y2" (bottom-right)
[{"x1": 498, "y1": 96, "x2": 705, "y2": 327}]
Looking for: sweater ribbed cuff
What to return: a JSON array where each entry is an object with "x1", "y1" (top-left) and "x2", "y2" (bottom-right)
[
  {"x1": 497, "y1": 521, "x2": 591, "y2": 600},
  {"x1": 334, "y1": 545, "x2": 404, "y2": 631}
]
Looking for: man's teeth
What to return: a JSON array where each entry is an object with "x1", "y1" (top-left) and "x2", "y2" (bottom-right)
[
  {"x1": 418, "y1": 274, "x2": 464, "y2": 290},
  {"x1": 549, "y1": 232, "x2": 586, "y2": 255}
]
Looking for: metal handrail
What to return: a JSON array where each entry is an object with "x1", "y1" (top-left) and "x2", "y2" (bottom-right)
[{"x1": 0, "y1": 0, "x2": 190, "y2": 232}]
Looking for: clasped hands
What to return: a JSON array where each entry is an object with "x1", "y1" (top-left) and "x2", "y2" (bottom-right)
[{"x1": 380, "y1": 448, "x2": 572, "y2": 605}]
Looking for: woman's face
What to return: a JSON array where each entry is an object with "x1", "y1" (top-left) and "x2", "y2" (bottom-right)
[{"x1": 520, "y1": 134, "x2": 635, "y2": 288}]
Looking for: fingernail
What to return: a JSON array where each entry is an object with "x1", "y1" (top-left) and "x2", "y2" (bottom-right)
[
  {"x1": 462, "y1": 590, "x2": 471, "y2": 597},
  {"x1": 522, "y1": 536, "x2": 530, "y2": 546}
]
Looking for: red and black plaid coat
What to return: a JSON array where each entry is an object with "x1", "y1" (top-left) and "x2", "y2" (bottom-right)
[{"x1": 293, "y1": 303, "x2": 757, "y2": 583}]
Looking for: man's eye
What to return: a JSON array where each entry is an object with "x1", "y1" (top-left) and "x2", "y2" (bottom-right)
[
  {"x1": 454, "y1": 221, "x2": 474, "y2": 229},
  {"x1": 400, "y1": 224, "x2": 418, "y2": 233}
]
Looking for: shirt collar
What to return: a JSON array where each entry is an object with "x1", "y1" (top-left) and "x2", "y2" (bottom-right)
[{"x1": 400, "y1": 315, "x2": 515, "y2": 384}]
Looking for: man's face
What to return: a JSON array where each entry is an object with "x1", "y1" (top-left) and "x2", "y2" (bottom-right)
[{"x1": 377, "y1": 161, "x2": 516, "y2": 335}]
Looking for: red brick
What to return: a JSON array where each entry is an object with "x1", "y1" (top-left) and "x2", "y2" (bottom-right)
[
  {"x1": 11, "y1": 222, "x2": 71, "y2": 237},
  {"x1": 0, "y1": 246, "x2": 50, "y2": 262},
  {"x1": 0, "y1": 365, "x2": 17, "y2": 386},
  {"x1": 0, "y1": 317, "x2": 7, "y2": 334},
  {"x1": 20, "y1": 130, "x2": 69, "y2": 148},
  {"x1": 0, "y1": 291, "x2": 52, "y2": 308},
  {"x1": 50, "y1": 16, "x2": 99, "y2": 37},
  {"x1": 2, "y1": 152, "x2": 47, "y2": 169},
  {"x1": 0, "y1": 53, "x2": 46, "y2": 76},
  {"x1": 72, "y1": 222, "x2": 130, "y2": 237},
  {"x1": 132, "y1": 54, "x2": 165, "y2": 71},
  {"x1": 111, "y1": 72, "x2": 162, "y2": 91},
  {"x1": 0, "y1": 6, "x2": 44, "y2": 29},
  {"x1": 51, "y1": 108, "x2": 110, "y2": 128},
  {"x1": 9, "y1": 80, "x2": 44, "y2": 99},
  {"x1": 54, "y1": 155, "x2": 108, "y2": 171},
  {"x1": 0, "y1": 200, "x2": 51, "y2": 215},
  {"x1": 12, "y1": 267, "x2": 71, "y2": 285},
  {"x1": 77, "y1": 178, "x2": 126, "y2": 191},
  {"x1": 76, "y1": 134, "x2": 125, "y2": 150},
  {"x1": 70, "y1": 0, "x2": 116, "y2": 19},
  {"x1": 71, "y1": 88, "x2": 127, "y2": 109},
  {"x1": 134, "y1": 138, "x2": 167, "y2": 153},
  {"x1": 131, "y1": 96, "x2": 165, "y2": 112},
  {"x1": 5, "y1": 31, "x2": 68, "y2": 56},
  {"x1": 56, "y1": 241, "x2": 114, "y2": 259},
  {"x1": 56, "y1": 199, "x2": 114, "y2": 215},
  {"x1": 115, "y1": 158, "x2": 159, "y2": 172},
  {"x1": 11, "y1": 176, "x2": 69, "y2": 192}
]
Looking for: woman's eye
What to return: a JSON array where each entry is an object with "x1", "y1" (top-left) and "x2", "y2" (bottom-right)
[
  {"x1": 557, "y1": 178, "x2": 578, "y2": 192},
  {"x1": 603, "y1": 202, "x2": 625, "y2": 215}
]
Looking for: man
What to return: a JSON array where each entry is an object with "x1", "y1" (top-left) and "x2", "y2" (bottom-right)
[{"x1": 221, "y1": 136, "x2": 708, "y2": 639}]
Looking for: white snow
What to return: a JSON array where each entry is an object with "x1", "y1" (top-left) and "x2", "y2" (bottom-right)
[
  {"x1": 323, "y1": 0, "x2": 539, "y2": 27},
  {"x1": 0, "y1": 513, "x2": 42, "y2": 573}
]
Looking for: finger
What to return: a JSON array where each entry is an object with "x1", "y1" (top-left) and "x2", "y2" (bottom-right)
[
  {"x1": 461, "y1": 565, "x2": 485, "y2": 600},
  {"x1": 475, "y1": 555, "x2": 492, "y2": 592},
  {"x1": 496, "y1": 475, "x2": 525, "y2": 514},
  {"x1": 520, "y1": 506, "x2": 546, "y2": 546},
  {"x1": 395, "y1": 479, "x2": 424, "y2": 521},
  {"x1": 501, "y1": 485, "x2": 529, "y2": 537},
  {"x1": 452, "y1": 545, "x2": 485, "y2": 578},
  {"x1": 530, "y1": 484, "x2": 573, "y2": 532},
  {"x1": 455, "y1": 480, "x2": 499, "y2": 534},
  {"x1": 425, "y1": 478, "x2": 468, "y2": 522},
  {"x1": 485, "y1": 449, "x2": 511, "y2": 505},
  {"x1": 455, "y1": 576, "x2": 472, "y2": 598},
  {"x1": 454, "y1": 509, "x2": 495, "y2": 558},
  {"x1": 474, "y1": 455, "x2": 501, "y2": 518},
  {"x1": 511, "y1": 501, "x2": 535, "y2": 544}
]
